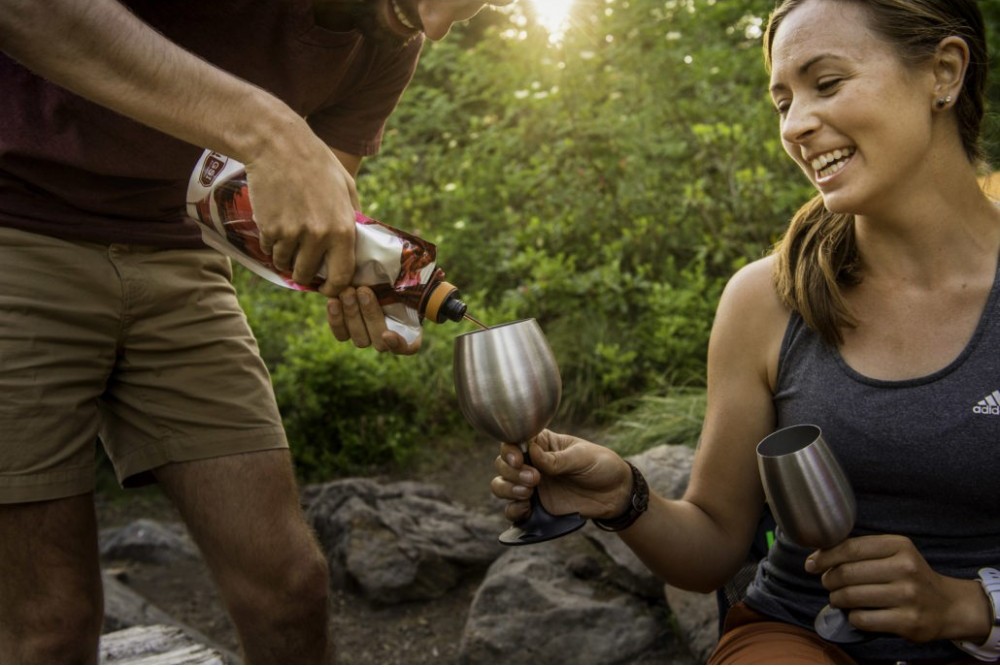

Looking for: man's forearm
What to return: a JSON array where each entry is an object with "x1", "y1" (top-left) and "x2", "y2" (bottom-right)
[{"x1": 0, "y1": 0, "x2": 307, "y2": 162}]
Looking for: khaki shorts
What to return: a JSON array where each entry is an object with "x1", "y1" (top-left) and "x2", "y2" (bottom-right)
[{"x1": 0, "y1": 226, "x2": 287, "y2": 503}]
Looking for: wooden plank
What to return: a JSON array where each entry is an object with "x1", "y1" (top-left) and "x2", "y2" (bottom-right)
[{"x1": 100, "y1": 624, "x2": 227, "y2": 665}]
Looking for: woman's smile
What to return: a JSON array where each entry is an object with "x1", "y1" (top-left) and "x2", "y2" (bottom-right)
[{"x1": 810, "y1": 146, "x2": 856, "y2": 184}]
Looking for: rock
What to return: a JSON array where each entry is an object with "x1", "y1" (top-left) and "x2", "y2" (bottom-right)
[
  {"x1": 459, "y1": 534, "x2": 670, "y2": 664},
  {"x1": 102, "y1": 571, "x2": 183, "y2": 633},
  {"x1": 99, "y1": 519, "x2": 198, "y2": 565},
  {"x1": 664, "y1": 584, "x2": 719, "y2": 663},
  {"x1": 585, "y1": 445, "x2": 720, "y2": 660},
  {"x1": 101, "y1": 571, "x2": 241, "y2": 664},
  {"x1": 305, "y1": 478, "x2": 506, "y2": 604},
  {"x1": 100, "y1": 624, "x2": 228, "y2": 665},
  {"x1": 90, "y1": 443, "x2": 717, "y2": 664},
  {"x1": 587, "y1": 445, "x2": 698, "y2": 597},
  {"x1": 630, "y1": 444, "x2": 696, "y2": 499}
]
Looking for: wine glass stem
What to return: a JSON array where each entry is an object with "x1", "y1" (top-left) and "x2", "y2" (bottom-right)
[
  {"x1": 520, "y1": 443, "x2": 541, "y2": 515},
  {"x1": 497, "y1": 440, "x2": 586, "y2": 545}
]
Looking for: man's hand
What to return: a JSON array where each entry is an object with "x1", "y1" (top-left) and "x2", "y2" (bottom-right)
[
  {"x1": 0, "y1": 0, "x2": 362, "y2": 299},
  {"x1": 327, "y1": 287, "x2": 422, "y2": 355},
  {"x1": 247, "y1": 138, "x2": 360, "y2": 298}
]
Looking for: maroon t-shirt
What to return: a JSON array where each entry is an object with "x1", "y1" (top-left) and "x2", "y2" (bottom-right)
[{"x1": 0, "y1": 0, "x2": 423, "y2": 247}]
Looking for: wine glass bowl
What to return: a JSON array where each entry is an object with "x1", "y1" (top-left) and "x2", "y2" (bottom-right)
[
  {"x1": 453, "y1": 319, "x2": 562, "y2": 445},
  {"x1": 756, "y1": 424, "x2": 865, "y2": 643},
  {"x1": 454, "y1": 319, "x2": 586, "y2": 545},
  {"x1": 756, "y1": 424, "x2": 856, "y2": 549}
]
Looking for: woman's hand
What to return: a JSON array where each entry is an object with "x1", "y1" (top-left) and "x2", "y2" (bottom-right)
[
  {"x1": 490, "y1": 430, "x2": 633, "y2": 523},
  {"x1": 326, "y1": 286, "x2": 422, "y2": 355},
  {"x1": 807, "y1": 534, "x2": 991, "y2": 643}
]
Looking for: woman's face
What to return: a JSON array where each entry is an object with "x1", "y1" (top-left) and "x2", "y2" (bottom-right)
[{"x1": 768, "y1": 0, "x2": 937, "y2": 215}]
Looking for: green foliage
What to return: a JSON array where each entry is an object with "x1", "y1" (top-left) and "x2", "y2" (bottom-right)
[
  {"x1": 235, "y1": 266, "x2": 516, "y2": 480},
  {"x1": 269, "y1": 319, "x2": 425, "y2": 479},
  {"x1": 234, "y1": 0, "x2": 1000, "y2": 479},
  {"x1": 360, "y1": 0, "x2": 808, "y2": 419},
  {"x1": 983, "y1": 0, "x2": 1000, "y2": 168},
  {"x1": 602, "y1": 387, "x2": 707, "y2": 457}
]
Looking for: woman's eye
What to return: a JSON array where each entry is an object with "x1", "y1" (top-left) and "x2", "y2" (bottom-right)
[
  {"x1": 773, "y1": 101, "x2": 790, "y2": 116},
  {"x1": 817, "y1": 78, "x2": 842, "y2": 93}
]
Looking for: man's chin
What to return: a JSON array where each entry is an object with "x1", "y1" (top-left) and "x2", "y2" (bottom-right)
[{"x1": 352, "y1": 0, "x2": 420, "y2": 48}]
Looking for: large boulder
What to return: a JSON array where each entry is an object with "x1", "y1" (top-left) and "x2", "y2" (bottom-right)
[
  {"x1": 459, "y1": 534, "x2": 674, "y2": 664},
  {"x1": 102, "y1": 571, "x2": 182, "y2": 633},
  {"x1": 99, "y1": 519, "x2": 199, "y2": 565},
  {"x1": 584, "y1": 445, "x2": 697, "y2": 598},
  {"x1": 305, "y1": 478, "x2": 506, "y2": 604},
  {"x1": 461, "y1": 445, "x2": 718, "y2": 664}
]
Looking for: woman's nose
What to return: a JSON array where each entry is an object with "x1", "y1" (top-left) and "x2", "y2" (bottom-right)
[{"x1": 781, "y1": 100, "x2": 821, "y2": 146}]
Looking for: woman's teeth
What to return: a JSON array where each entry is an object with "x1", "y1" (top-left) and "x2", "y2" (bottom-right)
[
  {"x1": 391, "y1": 0, "x2": 417, "y2": 29},
  {"x1": 811, "y1": 148, "x2": 855, "y2": 178}
]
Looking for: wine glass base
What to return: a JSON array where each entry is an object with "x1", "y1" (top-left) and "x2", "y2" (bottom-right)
[
  {"x1": 498, "y1": 511, "x2": 587, "y2": 545},
  {"x1": 814, "y1": 605, "x2": 868, "y2": 644}
]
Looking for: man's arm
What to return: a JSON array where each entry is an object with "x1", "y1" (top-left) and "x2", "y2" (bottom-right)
[
  {"x1": 330, "y1": 150, "x2": 363, "y2": 179},
  {"x1": 0, "y1": 0, "x2": 298, "y2": 166},
  {"x1": 0, "y1": 0, "x2": 359, "y2": 295}
]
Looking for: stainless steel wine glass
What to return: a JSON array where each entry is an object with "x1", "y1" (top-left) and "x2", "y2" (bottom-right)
[
  {"x1": 756, "y1": 423, "x2": 866, "y2": 643},
  {"x1": 454, "y1": 319, "x2": 586, "y2": 545}
]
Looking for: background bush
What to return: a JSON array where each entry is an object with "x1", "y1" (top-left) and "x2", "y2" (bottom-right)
[{"x1": 236, "y1": 0, "x2": 1000, "y2": 481}]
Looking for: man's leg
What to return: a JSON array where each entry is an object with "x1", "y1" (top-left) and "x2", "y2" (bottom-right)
[
  {"x1": 0, "y1": 494, "x2": 103, "y2": 663},
  {"x1": 155, "y1": 449, "x2": 331, "y2": 664}
]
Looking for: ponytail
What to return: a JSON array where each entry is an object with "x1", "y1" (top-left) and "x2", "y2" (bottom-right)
[{"x1": 772, "y1": 195, "x2": 861, "y2": 346}]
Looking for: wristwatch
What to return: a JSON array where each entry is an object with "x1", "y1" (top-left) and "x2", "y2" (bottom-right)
[
  {"x1": 955, "y1": 567, "x2": 1000, "y2": 662},
  {"x1": 593, "y1": 462, "x2": 649, "y2": 532}
]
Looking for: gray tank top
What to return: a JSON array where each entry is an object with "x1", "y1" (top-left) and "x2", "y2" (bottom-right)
[{"x1": 744, "y1": 266, "x2": 1000, "y2": 664}]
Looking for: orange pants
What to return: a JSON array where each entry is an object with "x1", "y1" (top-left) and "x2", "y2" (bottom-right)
[{"x1": 709, "y1": 603, "x2": 856, "y2": 664}]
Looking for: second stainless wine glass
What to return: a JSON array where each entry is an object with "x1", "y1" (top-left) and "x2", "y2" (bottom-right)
[
  {"x1": 453, "y1": 319, "x2": 587, "y2": 545},
  {"x1": 756, "y1": 423, "x2": 866, "y2": 643}
]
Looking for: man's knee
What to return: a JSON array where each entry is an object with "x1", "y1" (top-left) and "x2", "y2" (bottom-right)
[
  {"x1": 224, "y1": 541, "x2": 331, "y2": 663},
  {"x1": 0, "y1": 590, "x2": 103, "y2": 663},
  {"x1": 0, "y1": 495, "x2": 103, "y2": 663},
  {"x1": 230, "y1": 540, "x2": 330, "y2": 623},
  {"x1": 279, "y1": 544, "x2": 330, "y2": 613}
]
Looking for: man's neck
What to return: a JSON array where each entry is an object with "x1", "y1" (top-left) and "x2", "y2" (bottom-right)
[{"x1": 313, "y1": 0, "x2": 357, "y2": 31}]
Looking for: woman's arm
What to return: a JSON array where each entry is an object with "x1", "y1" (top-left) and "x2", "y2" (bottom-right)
[
  {"x1": 493, "y1": 256, "x2": 790, "y2": 591},
  {"x1": 619, "y1": 256, "x2": 788, "y2": 590}
]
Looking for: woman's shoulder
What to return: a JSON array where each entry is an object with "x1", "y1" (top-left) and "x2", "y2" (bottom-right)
[
  {"x1": 710, "y1": 255, "x2": 790, "y2": 386},
  {"x1": 718, "y1": 255, "x2": 788, "y2": 319}
]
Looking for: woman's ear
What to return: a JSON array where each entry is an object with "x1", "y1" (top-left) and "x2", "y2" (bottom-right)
[{"x1": 931, "y1": 35, "x2": 970, "y2": 109}]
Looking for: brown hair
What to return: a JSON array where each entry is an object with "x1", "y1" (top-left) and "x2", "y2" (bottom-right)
[{"x1": 764, "y1": 0, "x2": 990, "y2": 345}]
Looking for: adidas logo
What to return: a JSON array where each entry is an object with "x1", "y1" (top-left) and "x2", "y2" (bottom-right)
[{"x1": 973, "y1": 390, "x2": 1000, "y2": 415}]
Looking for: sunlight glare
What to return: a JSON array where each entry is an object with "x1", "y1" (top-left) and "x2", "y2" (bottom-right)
[{"x1": 529, "y1": 0, "x2": 575, "y2": 42}]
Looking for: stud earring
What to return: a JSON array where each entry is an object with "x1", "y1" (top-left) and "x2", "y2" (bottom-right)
[{"x1": 936, "y1": 95, "x2": 953, "y2": 109}]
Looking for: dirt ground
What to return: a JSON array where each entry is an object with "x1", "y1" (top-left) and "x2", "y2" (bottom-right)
[
  {"x1": 95, "y1": 435, "x2": 692, "y2": 664},
  {"x1": 94, "y1": 441, "x2": 509, "y2": 664}
]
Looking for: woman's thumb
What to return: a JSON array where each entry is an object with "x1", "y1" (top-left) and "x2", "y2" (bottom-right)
[{"x1": 529, "y1": 432, "x2": 573, "y2": 474}]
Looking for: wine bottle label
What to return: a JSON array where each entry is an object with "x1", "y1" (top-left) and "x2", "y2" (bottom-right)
[{"x1": 185, "y1": 149, "x2": 446, "y2": 343}]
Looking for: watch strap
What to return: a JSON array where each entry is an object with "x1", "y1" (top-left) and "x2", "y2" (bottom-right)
[
  {"x1": 955, "y1": 567, "x2": 1000, "y2": 662},
  {"x1": 593, "y1": 462, "x2": 649, "y2": 532}
]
